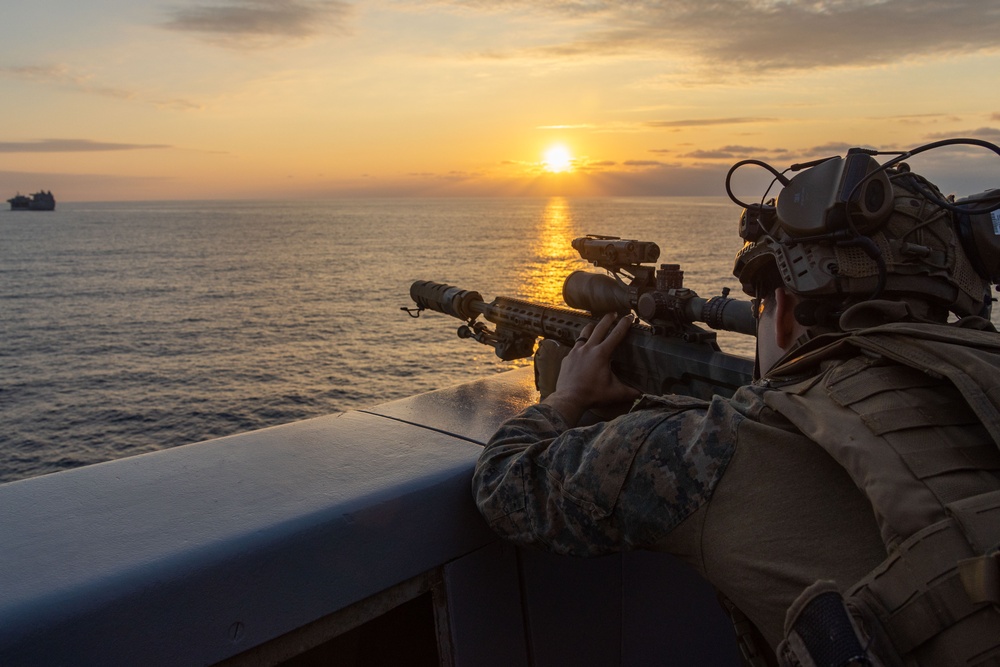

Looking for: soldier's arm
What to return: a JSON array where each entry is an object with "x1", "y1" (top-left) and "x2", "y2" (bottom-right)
[{"x1": 472, "y1": 396, "x2": 737, "y2": 556}]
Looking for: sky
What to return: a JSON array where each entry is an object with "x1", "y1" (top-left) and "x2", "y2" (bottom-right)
[{"x1": 1, "y1": 0, "x2": 999, "y2": 201}]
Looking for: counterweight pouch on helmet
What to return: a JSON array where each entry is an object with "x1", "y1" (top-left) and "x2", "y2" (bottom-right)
[{"x1": 956, "y1": 188, "x2": 1000, "y2": 285}]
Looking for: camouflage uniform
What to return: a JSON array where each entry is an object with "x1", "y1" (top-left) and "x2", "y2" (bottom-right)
[
  {"x1": 474, "y1": 393, "x2": 739, "y2": 556},
  {"x1": 474, "y1": 378, "x2": 889, "y2": 650}
]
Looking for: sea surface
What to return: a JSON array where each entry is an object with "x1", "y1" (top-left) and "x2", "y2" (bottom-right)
[{"x1": 1, "y1": 197, "x2": 754, "y2": 484}]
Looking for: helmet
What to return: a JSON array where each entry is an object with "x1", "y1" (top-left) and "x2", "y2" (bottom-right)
[{"x1": 731, "y1": 147, "x2": 995, "y2": 326}]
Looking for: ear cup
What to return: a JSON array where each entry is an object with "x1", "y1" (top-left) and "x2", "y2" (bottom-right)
[{"x1": 849, "y1": 169, "x2": 893, "y2": 234}]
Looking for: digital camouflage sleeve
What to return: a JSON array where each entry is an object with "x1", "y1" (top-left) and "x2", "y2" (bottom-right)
[{"x1": 472, "y1": 393, "x2": 746, "y2": 557}]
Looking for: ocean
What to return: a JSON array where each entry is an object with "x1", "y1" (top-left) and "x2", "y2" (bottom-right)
[{"x1": 1, "y1": 197, "x2": 754, "y2": 484}]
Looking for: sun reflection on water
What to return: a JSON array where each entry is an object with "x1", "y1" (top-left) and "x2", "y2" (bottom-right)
[{"x1": 518, "y1": 197, "x2": 589, "y2": 306}]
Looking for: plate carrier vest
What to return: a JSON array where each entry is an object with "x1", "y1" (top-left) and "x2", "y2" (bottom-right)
[{"x1": 763, "y1": 316, "x2": 1000, "y2": 666}]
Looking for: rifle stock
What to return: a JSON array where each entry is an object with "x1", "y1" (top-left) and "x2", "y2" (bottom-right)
[{"x1": 409, "y1": 280, "x2": 754, "y2": 401}]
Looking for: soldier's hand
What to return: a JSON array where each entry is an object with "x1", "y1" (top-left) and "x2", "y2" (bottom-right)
[{"x1": 542, "y1": 313, "x2": 641, "y2": 425}]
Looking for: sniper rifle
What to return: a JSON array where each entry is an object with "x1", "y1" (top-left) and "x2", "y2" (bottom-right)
[{"x1": 403, "y1": 235, "x2": 756, "y2": 401}]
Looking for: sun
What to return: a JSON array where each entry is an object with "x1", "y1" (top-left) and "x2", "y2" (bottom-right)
[{"x1": 542, "y1": 145, "x2": 574, "y2": 173}]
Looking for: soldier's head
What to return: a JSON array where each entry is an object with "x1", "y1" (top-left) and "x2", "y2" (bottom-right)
[
  {"x1": 727, "y1": 141, "x2": 1000, "y2": 376},
  {"x1": 730, "y1": 145, "x2": 1000, "y2": 348}
]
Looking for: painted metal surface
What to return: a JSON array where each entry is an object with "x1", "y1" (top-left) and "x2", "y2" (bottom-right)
[
  {"x1": 363, "y1": 367, "x2": 539, "y2": 444},
  {"x1": 0, "y1": 373, "x2": 536, "y2": 666}
]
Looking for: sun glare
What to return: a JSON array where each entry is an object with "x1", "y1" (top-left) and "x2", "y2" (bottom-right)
[{"x1": 542, "y1": 145, "x2": 574, "y2": 173}]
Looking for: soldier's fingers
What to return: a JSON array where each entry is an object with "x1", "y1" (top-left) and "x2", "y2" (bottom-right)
[
  {"x1": 575, "y1": 321, "x2": 597, "y2": 346},
  {"x1": 589, "y1": 313, "x2": 618, "y2": 343},
  {"x1": 601, "y1": 314, "x2": 633, "y2": 349}
]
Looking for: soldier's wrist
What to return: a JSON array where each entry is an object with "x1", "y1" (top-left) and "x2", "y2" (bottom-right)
[{"x1": 541, "y1": 392, "x2": 587, "y2": 427}]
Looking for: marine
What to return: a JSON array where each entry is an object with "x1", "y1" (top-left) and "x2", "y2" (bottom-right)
[{"x1": 472, "y1": 143, "x2": 1000, "y2": 666}]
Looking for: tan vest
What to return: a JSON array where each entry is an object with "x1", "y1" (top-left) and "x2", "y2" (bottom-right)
[{"x1": 764, "y1": 316, "x2": 1000, "y2": 666}]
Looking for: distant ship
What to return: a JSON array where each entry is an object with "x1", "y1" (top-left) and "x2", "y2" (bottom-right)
[{"x1": 7, "y1": 190, "x2": 56, "y2": 211}]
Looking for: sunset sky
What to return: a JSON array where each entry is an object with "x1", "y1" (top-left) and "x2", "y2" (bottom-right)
[{"x1": 2, "y1": 0, "x2": 998, "y2": 201}]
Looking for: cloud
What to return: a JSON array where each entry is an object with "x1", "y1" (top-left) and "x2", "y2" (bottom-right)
[
  {"x1": 161, "y1": 0, "x2": 353, "y2": 46},
  {"x1": 0, "y1": 65, "x2": 137, "y2": 101},
  {"x1": 0, "y1": 139, "x2": 172, "y2": 153},
  {"x1": 864, "y1": 113, "x2": 962, "y2": 124},
  {"x1": 924, "y1": 127, "x2": 1000, "y2": 141},
  {"x1": 798, "y1": 141, "x2": 862, "y2": 157},
  {"x1": 406, "y1": 170, "x2": 483, "y2": 181},
  {"x1": 0, "y1": 65, "x2": 201, "y2": 110},
  {"x1": 532, "y1": 118, "x2": 777, "y2": 134},
  {"x1": 438, "y1": 0, "x2": 1000, "y2": 78},
  {"x1": 644, "y1": 118, "x2": 777, "y2": 129},
  {"x1": 681, "y1": 145, "x2": 773, "y2": 159},
  {"x1": 623, "y1": 160, "x2": 664, "y2": 167},
  {"x1": 682, "y1": 150, "x2": 744, "y2": 160},
  {"x1": 584, "y1": 161, "x2": 733, "y2": 196}
]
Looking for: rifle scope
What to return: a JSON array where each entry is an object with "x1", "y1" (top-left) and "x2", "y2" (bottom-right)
[{"x1": 563, "y1": 271, "x2": 757, "y2": 336}]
